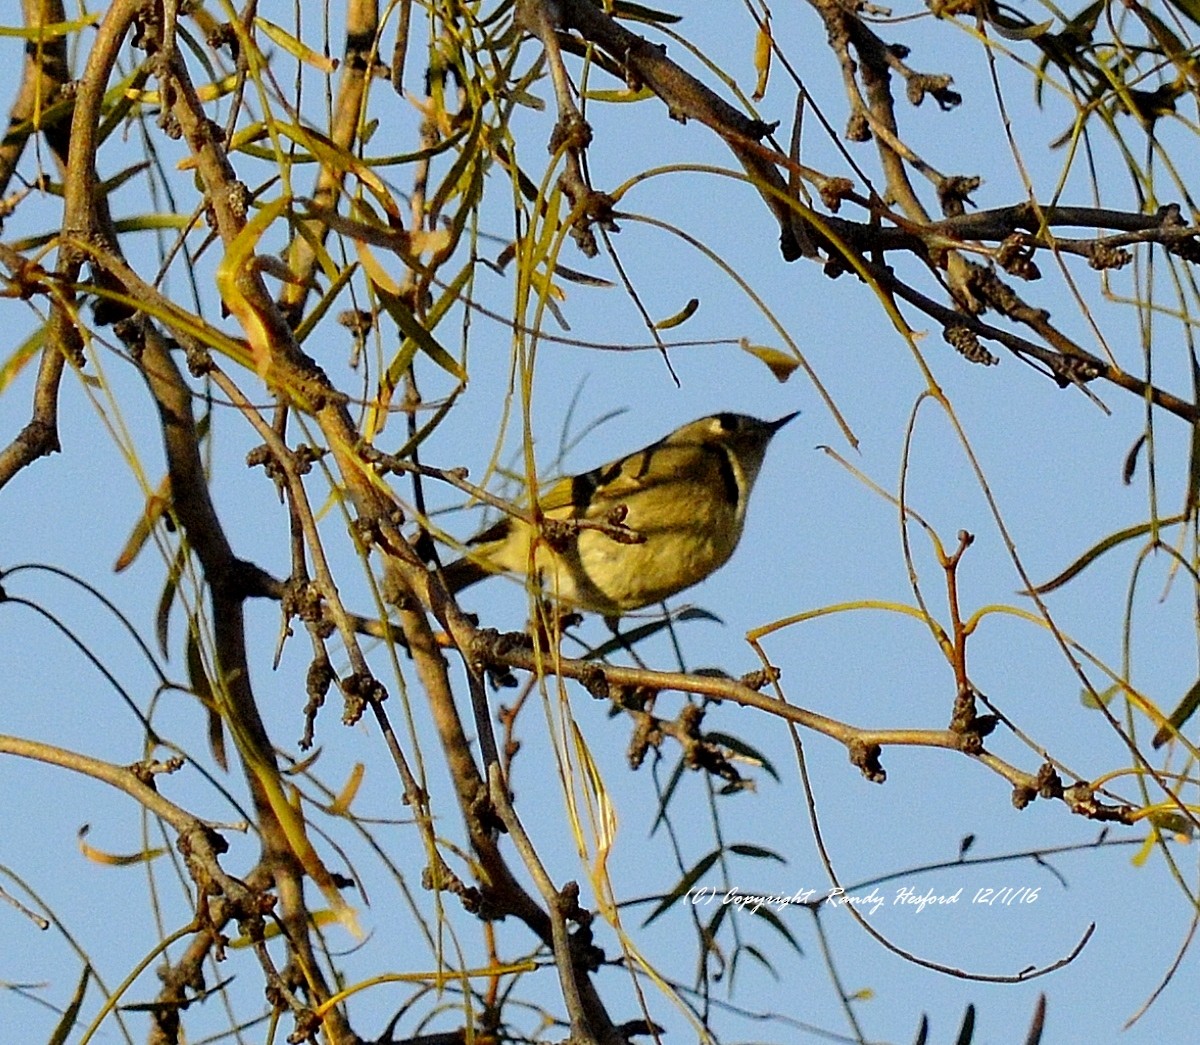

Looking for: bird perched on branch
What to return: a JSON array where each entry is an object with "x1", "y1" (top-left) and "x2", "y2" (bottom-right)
[{"x1": 440, "y1": 411, "x2": 797, "y2": 617}]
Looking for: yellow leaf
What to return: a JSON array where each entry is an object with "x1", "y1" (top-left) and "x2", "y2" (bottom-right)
[
  {"x1": 227, "y1": 908, "x2": 346, "y2": 946},
  {"x1": 0, "y1": 13, "x2": 99, "y2": 40},
  {"x1": 572, "y1": 721, "x2": 618, "y2": 878},
  {"x1": 255, "y1": 17, "x2": 338, "y2": 73},
  {"x1": 127, "y1": 71, "x2": 238, "y2": 105},
  {"x1": 276, "y1": 124, "x2": 401, "y2": 222},
  {"x1": 740, "y1": 338, "x2": 799, "y2": 382},
  {"x1": 582, "y1": 87, "x2": 656, "y2": 103},
  {"x1": 178, "y1": 122, "x2": 269, "y2": 170},
  {"x1": 330, "y1": 763, "x2": 365, "y2": 815},
  {"x1": 654, "y1": 298, "x2": 699, "y2": 330},
  {"x1": 77, "y1": 825, "x2": 166, "y2": 866},
  {"x1": 114, "y1": 474, "x2": 171, "y2": 572},
  {"x1": 0, "y1": 324, "x2": 45, "y2": 394},
  {"x1": 1131, "y1": 833, "x2": 1156, "y2": 867},
  {"x1": 752, "y1": 16, "x2": 772, "y2": 102},
  {"x1": 214, "y1": 195, "x2": 293, "y2": 377}
]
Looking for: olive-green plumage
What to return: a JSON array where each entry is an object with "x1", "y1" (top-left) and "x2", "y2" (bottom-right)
[{"x1": 441, "y1": 411, "x2": 796, "y2": 616}]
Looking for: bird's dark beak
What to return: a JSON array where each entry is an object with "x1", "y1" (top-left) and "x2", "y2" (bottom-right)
[{"x1": 768, "y1": 410, "x2": 800, "y2": 433}]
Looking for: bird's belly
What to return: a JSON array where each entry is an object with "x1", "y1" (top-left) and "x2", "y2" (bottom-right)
[{"x1": 573, "y1": 510, "x2": 738, "y2": 612}]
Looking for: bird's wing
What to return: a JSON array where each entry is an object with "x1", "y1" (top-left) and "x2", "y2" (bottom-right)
[
  {"x1": 469, "y1": 440, "x2": 687, "y2": 524},
  {"x1": 534, "y1": 472, "x2": 585, "y2": 515},
  {"x1": 465, "y1": 515, "x2": 514, "y2": 546},
  {"x1": 576, "y1": 444, "x2": 669, "y2": 503}
]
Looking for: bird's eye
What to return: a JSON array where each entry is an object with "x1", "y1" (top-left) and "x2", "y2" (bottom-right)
[{"x1": 715, "y1": 412, "x2": 739, "y2": 432}]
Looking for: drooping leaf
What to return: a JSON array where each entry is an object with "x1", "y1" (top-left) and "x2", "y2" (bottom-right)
[
  {"x1": 77, "y1": 825, "x2": 166, "y2": 866},
  {"x1": 1152, "y1": 676, "x2": 1200, "y2": 748},
  {"x1": 752, "y1": 16, "x2": 773, "y2": 102},
  {"x1": 611, "y1": 1, "x2": 682, "y2": 25},
  {"x1": 114, "y1": 475, "x2": 172, "y2": 572},
  {"x1": 0, "y1": 323, "x2": 46, "y2": 394},
  {"x1": 330, "y1": 763, "x2": 366, "y2": 815},
  {"x1": 1079, "y1": 681, "x2": 1120, "y2": 709},
  {"x1": 1027, "y1": 513, "x2": 1187, "y2": 594},
  {"x1": 643, "y1": 849, "x2": 721, "y2": 926},
  {"x1": 46, "y1": 965, "x2": 90, "y2": 1045},
  {"x1": 740, "y1": 337, "x2": 799, "y2": 382},
  {"x1": 187, "y1": 630, "x2": 228, "y2": 771},
  {"x1": 653, "y1": 298, "x2": 699, "y2": 330},
  {"x1": 255, "y1": 17, "x2": 338, "y2": 72},
  {"x1": 705, "y1": 731, "x2": 779, "y2": 781}
]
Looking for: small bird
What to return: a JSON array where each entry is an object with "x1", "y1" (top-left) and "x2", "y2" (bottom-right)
[{"x1": 440, "y1": 411, "x2": 797, "y2": 616}]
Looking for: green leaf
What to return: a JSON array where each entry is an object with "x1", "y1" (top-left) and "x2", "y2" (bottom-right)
[
  {"x1": 1027, "y1": 513, "x2": 1187, "y2": 594},
  {"x1": 993, "y1": 16, "x2": 1054, "y2": 40},
  {"x1": 727, "y1": 843, "x2": 785, "y2": 862},
  {"x1": 0, "y1": 13, "x2": 98, "y2": 39},
  {"x1": 747, "y1": 904, "x2": 804, "y2": 955},
  {"x1": 1152, "y1": 676, "x2": 1200, "y2": 748},
  {"x1": 1080, "y1": 682, "x2": 1120, "y2": 710},
  {"x1": 47, "y1": 965, "x2": 90, "y2": 1045},
  {"x1": 187, "y1": 630, "x2": 228, "y2": 771},
  {"x1": 650, "y1": 757, "x2": 686, "y2": 834},
  {"x1": 611, "y1": 1, "x2": 682, "y2": 24},
  {"x1": 643, "y1": 849, "x2": 720, "y2": 926},
  {"x1": 154, "y1": 546, "x2": 186, "y2": 658},
  {"x1": 587, "y1": 606, "x2": 716, "y2": 659},
  {"x1": 705, "y1": 731, "x2": 780, "y2": 781},
  {"x1": 734, "y1": 942, "x2": 780, "y2": 980},
  {"x1": 293, "y1": 261, "x2": 359, "y2": 346},
  {"x1": 371, "y1": 280, "x2": 466, "y2": 382}
]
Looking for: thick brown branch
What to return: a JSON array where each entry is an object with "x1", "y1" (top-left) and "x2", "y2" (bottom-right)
[
  {"x1": 0, "y1": 735, "x2": 258, "y2": 912},
  {"x1": 153, "y1": 16, "x2": 628, "y2": 1041},
  {"x1": 469, "y1": 633, "x2": 1136, "y2": 821},
  {"x1": 550, "y1": 0, "x2": 807, "y2": 259},
  {"x1": 0, "y1": 0, "x2": 71, "y2": 197},
  {"x1": 278, "y1": 0, "x2": 380, "y2": 326}
]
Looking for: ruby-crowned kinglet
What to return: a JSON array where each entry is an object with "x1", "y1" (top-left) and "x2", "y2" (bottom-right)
[{"x1": 440, "y1": 411, "x2": 797, "y2": 616}]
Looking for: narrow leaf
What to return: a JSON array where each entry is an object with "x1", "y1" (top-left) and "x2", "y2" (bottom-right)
[
  {"x1": 1027, "y1": 513, "x2": 1187, "y2": 594},
  {"x1": 705, "y1": 731, "x2": 779, "y2": 781},
  {"x1": 77, "y1": 825, "x2": 166, "y2": 866},
  {"x1": 747, "y1": 904, "x2": 803, "y2": 955},
  {"x1": 255, "y1": 17, "x2": 338, "y2": 72},
  {"x1": 114, "y1": 475, "x2": 172, "y2": 572},
  {"x1": 611, "y1": 1, "x2": 683, "y2": 24},
  {"x1": 653, "y1": 298, "x2": 699, "y2": 330},
  {"x1": 752, "y1": 16, "x2": 773, "y2": 102},
  {"x1": 1152, "y1": 676, "x2": 1200, "y2": 748},
  {"x1": 187, "y1": 631, "x2": 228, "y2": 771},
  {"x1": 330, "y1": 763, "x2": 366, "y2": 815},
  {"x1": 155, "y1": 547, "x2": 185, "y2": 658},
  {"x1": 363, "y1": 260, "x2": 467, "y2": 381},
  {"x1": 0, "y1": 324, "x2": 46, "y2": 394},
  {"x1": 727, "y1": 843, "x2": 785, "y2": 861},
  {"x1": 644, "y1": 849, "x2": 720, "y2": 926},
  {"x1": 740, "y1": 337, "x2": 799, "y2": 382},
  {"x1": 47, "y1": 965, "x2": 90, "y2": 1045}
]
